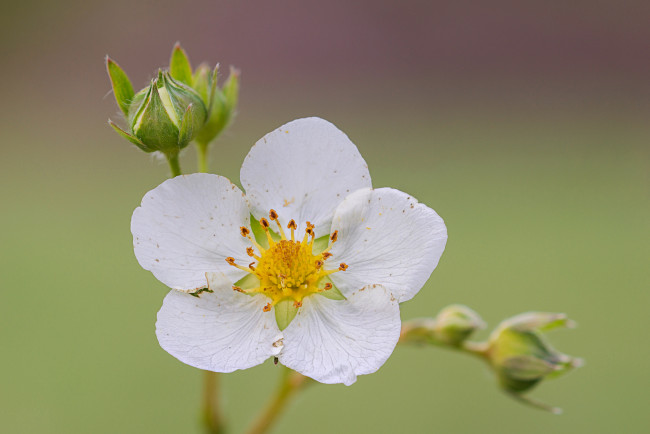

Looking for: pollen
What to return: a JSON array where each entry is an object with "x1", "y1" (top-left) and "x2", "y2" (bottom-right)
[{"x1": 225, "y1": 210, "x2": 346, "y2": 311}]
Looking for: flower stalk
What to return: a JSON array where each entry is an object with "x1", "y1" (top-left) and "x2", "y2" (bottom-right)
[
  {"x1": 202, "y1": 371, "x2": 225, "y2": 434},
  {"x1": 247, "y1": 366, "x2": 311, "y2": 434},
  {"x1": 399, "y1": 307, "x2": 582, "y2": 413}
]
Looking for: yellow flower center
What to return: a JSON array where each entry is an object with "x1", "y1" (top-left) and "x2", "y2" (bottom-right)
[{"x1": 225, "y1": 209, "x2": 346, "y2": 312}]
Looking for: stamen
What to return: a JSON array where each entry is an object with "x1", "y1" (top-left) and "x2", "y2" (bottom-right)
[
  {"x1": 268, "y1": 209, "x2": 287, "y2": 239},
  {"x1": 287, "y1": 219, "x2": 297, "y2": 241},
  {"x1": 259, "y1": 218, "x2": 275, "y2": 246},
  {"x1": 225, "y1": 257, "x2": 256, "y2": 274},
  {"x1": 233, "y1": 215, "x2": 347, "y2": 313}
]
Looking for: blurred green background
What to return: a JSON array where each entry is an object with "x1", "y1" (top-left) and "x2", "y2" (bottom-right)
[{"x1": 1, "y1": 1, "x2": 648, "y2": 433}]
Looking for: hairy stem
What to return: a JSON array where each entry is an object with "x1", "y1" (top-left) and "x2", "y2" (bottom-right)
[
  {"x1": 197, "y1": 141, "x2": 209, "y2": 173},
  {"x1": 167, "y1": 152, "x2": 182, "y2": 177},
  {"x1": 247, "y1": 366, "x2": 311, "y2": 434},
  {"x1": 202, "y1": 371, "x2": 225, "y2": 434},
  {"x1": 398, "y1": 319, "x2": 489, "y2": 360}
]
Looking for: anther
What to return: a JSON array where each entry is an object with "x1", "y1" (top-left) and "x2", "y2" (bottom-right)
[
  {"x1": 339, "y1": 263, "x2": 348, "y2": 271},
  {"x1": 225, "y1": 257, "x2": 236, "y2": 265},
  {"x1": 306, "y1": 227, "x2": 314, "y2": 237},
  {"x1": 293, "y1": 301, "x2": 303, "y2": 308},
  {"x1": 232, "y1": 286, "x2": 244, "y2": 292},
  {"x1": 315, "y1": 260, "x2": 324, "y2": 268},
  {"x1": 330, "y1": 230, "x2": 338, "y2": 242},
  {"x1": 306, "y1": 221, "x2": 315, "y2": 230},
  {"x1": 240, "y1": 227, "x2": 250, "y2": 237},
  {"x1": 322, "y1": 252, "x2": 333, "y2": 259},
  {"x1": 246, "y1": 247, "x2": 255, "y2": 257},
  {"x1": 260, "y1": 218, "x2": 270, "y2": 229},
  {"x1": 287, "y1": 220, "x2": 297, "y2": 230},
  {"x1": 263, "y1": 303, "x2": 272, "y2": 312},
  {"x1": 248, "y1": 262, "x2": 256, "y2": 270},
  {"x1": 324, "y1": 283, "x2": 333, "y2": 290},
  {"x1": 269, "y1": 209, "x2": 279, "y2": 221}
]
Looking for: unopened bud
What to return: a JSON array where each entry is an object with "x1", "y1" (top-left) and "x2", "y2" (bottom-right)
[
  {"x1": 433, "y1": 304, "x2": 485, "y2": 346},
  {"x1": 107, "y1": 59, "x2": 207, "y2": 155},
  {"x1": 194, "y1": 66, "x2": 240, "y2": 146},
  {"x1": 486, "y1": 312, "x2": 583, "y2": 412}
]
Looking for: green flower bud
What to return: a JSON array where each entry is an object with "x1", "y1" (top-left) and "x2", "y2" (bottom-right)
[
  {"x1": 193, "y1": 66, "x2": 240, "y2": 146},
  {"x1": 433, "y1": 304, "x2": 485, "y2": 346},
  {"x1": 108, "y1": 66, "x2": 207, "y2": 155},
  {"x1": 486, "y1": 312, "x2": 583, "y2": 412}
]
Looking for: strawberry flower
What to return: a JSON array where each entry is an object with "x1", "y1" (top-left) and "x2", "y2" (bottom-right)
[{"x1": 132, "y1": 117, "x2": 447, "y2": 385}]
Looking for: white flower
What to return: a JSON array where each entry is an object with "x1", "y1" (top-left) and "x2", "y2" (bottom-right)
[{"x1": 132, "y1": 117, "x2": 447, "y2": 385}]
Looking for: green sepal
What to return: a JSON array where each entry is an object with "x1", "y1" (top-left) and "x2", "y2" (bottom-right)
[
  {"x1": 233, "y1": 273, "x2": 260, "y2": 291},
  {"x1": 193, "y1": 89, "x2": 227, "y2": 145},
  {"x1": 177, "y1": 104, "x2": 195, "y2": 147},
  {"x1": 318, "y1": 276, "x2": 346, "y2": 300},
  {"x1": 132, "y1": 81, "x2": 180, "y2": 153},
  {"x1": 194, "y1": 66, "x2": 237, "y2": 146},
  {"x1": 106, "y1": 56, "x2": 135, "y2": 118},
  {"x1": 249, "y1": 214, "x2": 280, "y2": 249},
  {"x1": 108, "y1": 120, "x2": 153, "y2": 152},
  {"x1": 274, "y1": 299, "x2": 299, "y2": 331},
  {"x1": 312, "y1": 235, "x2": 330, "y2": 254},
  {"x1": 504, "y1": 312, "x2": 575, "y2": 334},
  {"x1": 160, "y1": 71, "x2": 207, "y2": 139},
  {"x1": 223, "y1": 67, "x2": 240, "y2": 111},
  {"x1": 169, "y1": 42, "x2": 193, "y2": 86},
  {"x1": 207, "y1": 65, "x2": 219, "y2": 114},
  {"x1": 192, "y1": 63, "x2": 214, "y2": 106},
  {"x1": 501, "y1": 355, "x2": 558, "y2": 381}
]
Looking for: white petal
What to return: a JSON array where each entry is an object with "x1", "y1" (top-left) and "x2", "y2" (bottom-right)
[
  {"x1": 132, "y1": 173, "x2": 252, "y2": 291},
  {"x1": 328, "y1": 188, "x2": 447, "y2": 302},
  {"x1": 278, "y1": 284, "x2": 400, "y2": 385},
  {"x1": 156, "y1": 272, "x2": 283, "y2": 373},
  {"x1": 240, "y1": 117, "x2": 371, "y2": 238}
]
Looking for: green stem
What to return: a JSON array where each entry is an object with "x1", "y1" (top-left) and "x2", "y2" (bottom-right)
[
  {"x1": 246, "y1": 366, "x2": 311, "y2": 434},
  {"x1": 202, "y1": 371, "x2": 225, "y2": 434},
  {"x1": 197, "y1": 141, "x2": 209, "y2": 173},
  {"x1": 167, "y1": 152, "x2": 182, "y2": 177},
  {"x1": 398, "y1": 319, "x2": 489, "y2": 361}
]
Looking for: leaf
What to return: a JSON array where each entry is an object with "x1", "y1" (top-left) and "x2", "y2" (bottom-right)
[
  {"x1": 106, "y1": 56, "x2": 135, "y2": 118},
  {"x1": 169, "y1": 42, "x2": 193, "y2": 85}
]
